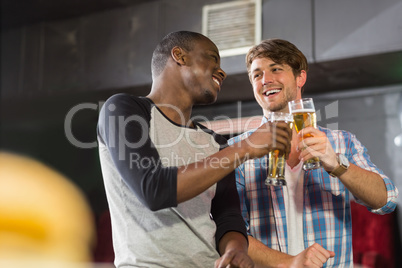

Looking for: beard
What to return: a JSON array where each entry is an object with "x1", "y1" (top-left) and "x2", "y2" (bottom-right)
[
  {"x1": 258, "y1": 92, "x2": 297, "y2": 114},
  {"x1": 269, "y1": 87, "x2": 298, "y2": 112},
  {"x1": 268, "y1": 101, "x2": 288, "y2": 112}
]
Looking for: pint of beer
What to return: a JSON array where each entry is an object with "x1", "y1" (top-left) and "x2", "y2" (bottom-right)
[
  {"x1": 288, "y1": 98, "x2": 322, "y2": 170},
  {"x1": 265, "y1": 112, "x2": 293, "y2": 186}
]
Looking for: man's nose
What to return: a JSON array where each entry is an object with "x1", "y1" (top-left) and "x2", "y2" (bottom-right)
[
  {"x1": 217, "y1": 68, "x2": 227, "y2": 81},
  {"x1": 263, "y1": 72, "x2": 273, "y2": 85}
]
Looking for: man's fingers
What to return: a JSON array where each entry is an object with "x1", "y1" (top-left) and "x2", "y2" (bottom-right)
[
  {"x1": 298, "y1": 126, "x2": 321, "y2": 137},
  {"x1": 215, "y1": 257, "x2": 230, "y2": 268},
  {"x1": 303, "y1": 243, "x2": 336, "y2": 267},
  {"x1": 215, "y1": 251, "x2": 254, "y2": 268}
]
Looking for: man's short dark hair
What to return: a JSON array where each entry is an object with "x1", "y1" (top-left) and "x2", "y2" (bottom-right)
[
  {"x1": 151, "y1": 31, "x2": 206, "y2": 78},
  {"x1": 246, "y1": 38, "x2": 308, "y2": 78}
]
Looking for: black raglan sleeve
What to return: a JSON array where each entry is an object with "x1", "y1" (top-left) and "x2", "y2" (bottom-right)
[
  {"x1": 97, "y1": 93, "x2": 178, "y2": 211},
  {"x1": 206, "y1": 130, "x2": 248, "y2": 250},
  {"x1": 212, "y1": 170, "x2": 248, "y2": 251}
]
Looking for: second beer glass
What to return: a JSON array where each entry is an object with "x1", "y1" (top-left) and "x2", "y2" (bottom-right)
[
  {"x1": 265, "y1": 112, "x2": 293, "y2": 186},
  {"x1": 288, "y1": 98, "x2": 322, "y2": 170}
]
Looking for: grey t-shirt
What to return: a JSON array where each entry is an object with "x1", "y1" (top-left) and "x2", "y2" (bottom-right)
[{"x1": 97, "y1": 94, "x2": 247, "y2": 267}]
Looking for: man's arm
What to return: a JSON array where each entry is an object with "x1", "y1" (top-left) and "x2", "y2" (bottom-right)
[
  {"x1": 334, "y1": 165, "x2": 387, "y2": 209},
  {"x1": 215, "y1": 232, "x2": 254, "y2": 268},
  {"x1": 298, "y1": 127, "x2": 397, "y2": 209},
  {"x1": 176, "y1": 122, "x2": 292, "y2": 203},
  {"x1": 247, "y1": 236, "x2": 335, "y2": 268},
  {"x1": 99, "y1": 95, "x2": 291, "y2": 210},
  {"x1": 211, "y1": 165, "x2": 253, "y2": 267}
]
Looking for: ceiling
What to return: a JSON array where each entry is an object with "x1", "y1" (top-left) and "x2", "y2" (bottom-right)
[
  {"x1": 1, "y1": 0, "x2": 402, "y2": 115},
  {"x1": 1, "y1": 0, "x2": 153, "y2": 30}
]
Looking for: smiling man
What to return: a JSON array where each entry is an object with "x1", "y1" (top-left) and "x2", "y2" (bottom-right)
[
  {"x1": 97, "y1": 31, "x2": 293, "y2": 268},
  {"x1": 228, "y1": 39, "x2": 399, "y2": 267}
]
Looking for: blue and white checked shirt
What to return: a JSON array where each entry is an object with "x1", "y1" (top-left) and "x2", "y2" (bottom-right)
[{"x1": 228, "y1": 117, "x2": 398, "y2": 267}]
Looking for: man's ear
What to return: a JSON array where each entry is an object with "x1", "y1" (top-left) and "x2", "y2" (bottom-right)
[
  {"x1": 296, "y1": 70, "x2": 307, "y2": 88},
  {"x1": 172, "y1": 46, "x2": 186, "y2": 66}
]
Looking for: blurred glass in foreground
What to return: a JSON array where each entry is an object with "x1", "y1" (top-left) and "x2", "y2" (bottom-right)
[{"x1": 0, "y1": 151, "x2": 98, "y2": 268}]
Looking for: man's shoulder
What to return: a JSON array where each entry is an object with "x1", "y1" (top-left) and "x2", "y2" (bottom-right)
[
  {"x1": 101, "y1": 94, "x2": 153, "y2": 114},
  {"x1": 105, "y1": 93, "x2": 150, "y2": 106}
]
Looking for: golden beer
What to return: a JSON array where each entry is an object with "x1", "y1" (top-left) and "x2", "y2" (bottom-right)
[
  {"x1": 293, "y1": 109, "x2": 316, "y2": 133},
  {"x1": 265, "y1": 113, "x2": 293, "y2": 186},
  {"x1": 268, "y1": 150, "x2": 286, "y2": 178},
  {"x1": 289, "y1": 98, "x2": 322, "y2": 170}
]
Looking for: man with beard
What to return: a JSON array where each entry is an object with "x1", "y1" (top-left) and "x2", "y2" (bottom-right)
[{"x1": 229, "y1": 38, "x2": 398, "y2": 267}]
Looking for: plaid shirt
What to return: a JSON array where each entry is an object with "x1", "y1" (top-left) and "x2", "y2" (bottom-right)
[{"x1": 228, "y1": 117, "x2": 398, "y2": 267}]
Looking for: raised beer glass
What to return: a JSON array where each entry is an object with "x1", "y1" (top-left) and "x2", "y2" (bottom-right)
[
  {"x1": 265, "y1": 112, "x2": 293, "y2": 186},
  {"x1": 288, "y1": 98, "x2": 322, "y2": 170}
]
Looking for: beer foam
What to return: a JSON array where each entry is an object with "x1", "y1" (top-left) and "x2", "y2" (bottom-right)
[{"x1": 291, "y1": 108, "x2": 315, "y2": 114}]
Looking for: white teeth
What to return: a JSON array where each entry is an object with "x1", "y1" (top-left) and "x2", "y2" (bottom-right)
[
  {"x1": 213, "y1": 77, "x2": 220, "y2": 86},
  {"x1": 265, "y1": 89, "x2": 280, "y2": 96}
]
